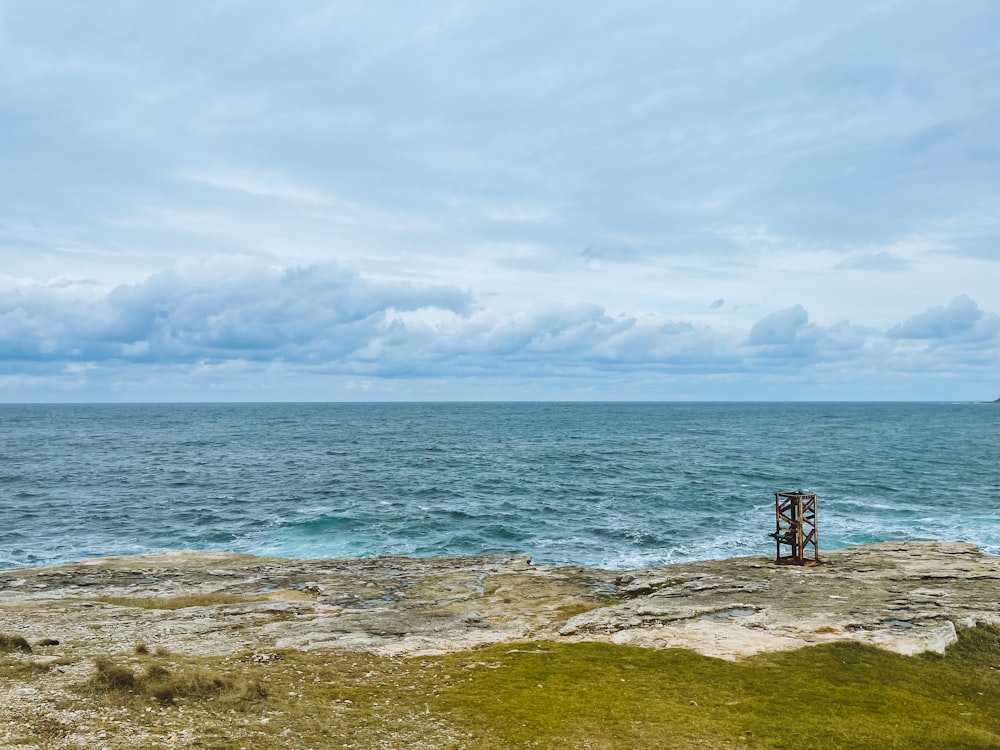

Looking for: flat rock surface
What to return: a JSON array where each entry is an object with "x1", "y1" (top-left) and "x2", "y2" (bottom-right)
[{"x1": 2, "y1": 541, "x2": 999, "y2": 660}]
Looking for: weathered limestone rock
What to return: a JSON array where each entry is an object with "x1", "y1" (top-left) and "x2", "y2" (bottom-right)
[
  {"x1": 1, "y1": 541, "x2": 998, "y2": 660},
  {"x1": 560, "y1": 542, "x2": 1000, "y2": 658}
]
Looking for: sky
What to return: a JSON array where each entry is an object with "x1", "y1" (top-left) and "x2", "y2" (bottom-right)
[{"x1": 1, "y1": 1, "x2": 998, "y2": 402}]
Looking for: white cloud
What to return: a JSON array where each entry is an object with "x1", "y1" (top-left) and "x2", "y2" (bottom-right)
[
  {"x1": 747, "y1": 304, "x2": 809, "y2": 346},
  {"x1": 0, "y1": 264, "x2": 474, "y2": 365},
  {"x1": 2, "y1": 260, "x2": 996, "y2": 401},
  {"x1": 888, "y1": 295, "x2": 984, "y2": 340}
]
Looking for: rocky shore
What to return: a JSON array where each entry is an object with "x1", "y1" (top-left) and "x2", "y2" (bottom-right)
[
  {"x1": 2, "y1": 541, "x2": 998, "y2": 661},
  {"x1": 2, "y1": 541, "x2": 999, "y2": 748}
]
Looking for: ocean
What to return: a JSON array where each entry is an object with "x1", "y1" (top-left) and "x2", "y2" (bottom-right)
[{"x1": 1, "y1": 402, "x2": 997, "y2": 570}]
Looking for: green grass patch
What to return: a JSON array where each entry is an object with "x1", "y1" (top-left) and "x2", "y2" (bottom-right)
[
  {"x1": 433, "y1": 626, "x2": 1000, "y2": 749},
  {"x1": 20, "y1": 625, "x2": 1000, "y2": 749}
]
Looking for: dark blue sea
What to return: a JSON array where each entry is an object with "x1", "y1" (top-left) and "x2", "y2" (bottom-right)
[{"x1": 1, "y1": 402, "x2": 997, "y2": 570}]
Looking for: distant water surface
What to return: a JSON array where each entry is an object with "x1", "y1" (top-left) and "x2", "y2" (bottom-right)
[{"x1": 1, "y1": 402, "x2": 997, "y2": 569}]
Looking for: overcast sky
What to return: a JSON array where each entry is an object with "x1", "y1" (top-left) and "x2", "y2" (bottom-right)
[{"x1": 1, "y1": 1, "x2": 998, "y2": 401}]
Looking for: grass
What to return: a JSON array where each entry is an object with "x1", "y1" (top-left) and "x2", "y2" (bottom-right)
[
  {"x1": 0, "y1": 633, "x2": 73, "y2": 679},
  {"x1": 435, "y1": 627, "x2": 1000, "y2": 749},
  {"x1": 3, "y1": 625, "x2": 999, "y2": 748},
  {"x1": 0, "y1": 634, "x2": 33, "y2": 653},
  {"x1": 3, "y1": 659, "x2": 58, "y2": 679},
  {"x1": 83, "y1": 654, "x2": 268, "y2": 707}
]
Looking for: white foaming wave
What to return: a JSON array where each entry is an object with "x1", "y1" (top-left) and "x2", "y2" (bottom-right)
[{"x1": 587, "y1": 531, "x2": 769, "y2": 570}]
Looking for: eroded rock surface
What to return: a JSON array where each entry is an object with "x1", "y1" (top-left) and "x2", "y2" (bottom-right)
[
  {"x1": 1, "y1": 541, "x2": 998, "y2": 660},
  {"x1": 560, "y1": 541, "x2": 1000, "y2": 657}
]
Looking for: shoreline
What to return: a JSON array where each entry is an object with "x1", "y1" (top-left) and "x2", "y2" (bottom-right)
[{"x1": 8, "y1": 532, "x2": 999, "y2": 577}]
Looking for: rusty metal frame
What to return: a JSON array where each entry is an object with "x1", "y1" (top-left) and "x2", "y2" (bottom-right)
[{"x1": 771, "y1": 491, "x2": 819, "y2": 566}]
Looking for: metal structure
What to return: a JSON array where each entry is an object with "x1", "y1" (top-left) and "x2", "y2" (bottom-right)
[{"x1": 769, "y1": 491, "x2": 819, "y2": 566}]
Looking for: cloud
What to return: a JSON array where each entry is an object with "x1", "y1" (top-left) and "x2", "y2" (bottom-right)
[
  {"x1": 746, "y1": 304, "x2": 809, "y2": 346},
  {"x1": 1, "y1": 263, "x2": 997, "y2": 400},
  {"x1": 2, "y1": 265, "x2": 992, "y2": 383},
  {"x1": 0, "y1": 263, "x2": 744, "y2": 379},
  {"x1": 0, "y1": 264, "x2": 474, "y2": 365},
  {"x1": 363, "y1": 304, "x2": 740, "y2": 378},
  {"x1": 887, "y1": 295, "x2": 983, "y2": 339},
  {"x1": 740, "y1": 304, "x2": 877, "y2": 376}
]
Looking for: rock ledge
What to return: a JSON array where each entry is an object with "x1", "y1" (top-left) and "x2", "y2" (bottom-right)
[{"x1": 2, "y1": 541, "x2": 998, "y2": 660}]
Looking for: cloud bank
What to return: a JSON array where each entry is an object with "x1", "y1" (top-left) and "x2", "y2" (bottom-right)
[
  {"x1": 887, "y1": 295, "x2": 987, "y2": 340},
  {"x1": 2, "y1": 263, "x2": 996, "y2": 400}
]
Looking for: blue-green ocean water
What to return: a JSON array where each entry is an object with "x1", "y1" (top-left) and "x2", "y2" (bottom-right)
[{"x1": 1, "y1": 402, "x2": 997, "y2": 570}]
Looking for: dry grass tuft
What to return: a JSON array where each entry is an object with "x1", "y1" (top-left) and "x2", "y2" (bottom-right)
[
  {"x1": 84, "y1": 655, "x2": 268, "y2": 707},
  {"x1": 91, "y1": 657, "x2": 137, "y2": 691},
  {"x1": 0, "y1": 634, "x2": 33, "y2": 653}
]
